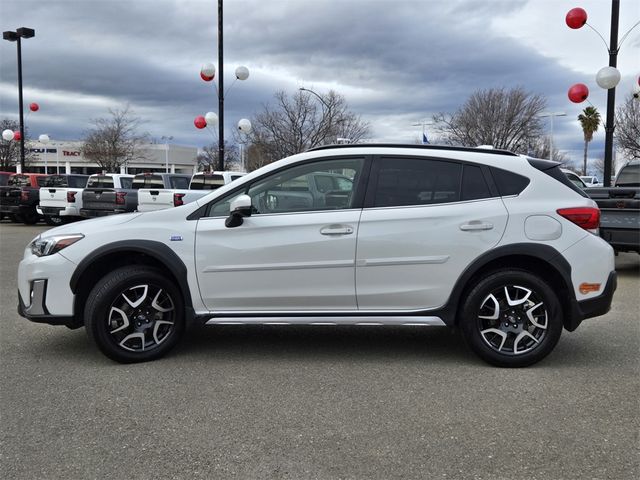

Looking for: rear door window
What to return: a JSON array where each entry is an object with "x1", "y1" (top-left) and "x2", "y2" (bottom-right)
[{"x1": 371, "y1": 157, "x2": 462, "y2": 207}]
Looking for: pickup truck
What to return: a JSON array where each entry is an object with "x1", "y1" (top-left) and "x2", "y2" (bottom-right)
[
  {"x1": 38, "y1": 174, "x2": 90, "y2": 225},
  {"x1": 0, "y1": 173, "x2": 49, "y2": 224},
  {"x1": 38, "y1": 174, "x2": 92, "y2": 225},
  {"x1": 80, "y1": 174, "x2": 135, "y2": 218},
  {"x1": 136, "y1": 171, "x2": 244, "y2": 212},
  {"x1": 586, "y1": 159, "x2": 639, "y2": 253}
]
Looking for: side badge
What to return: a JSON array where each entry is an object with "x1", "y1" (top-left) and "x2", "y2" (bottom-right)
[{"x1": 170, "y1": 235, "x2": 183, "y2": 242}]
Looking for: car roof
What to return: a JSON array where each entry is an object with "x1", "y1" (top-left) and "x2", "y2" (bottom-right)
[{"x1": 307, "y1": 143, "x2": 520, "y2": 157}]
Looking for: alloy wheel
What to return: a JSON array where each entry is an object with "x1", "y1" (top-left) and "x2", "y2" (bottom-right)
[{"x1": 477, "y1": 284, "x2": 548, "y2": 356}]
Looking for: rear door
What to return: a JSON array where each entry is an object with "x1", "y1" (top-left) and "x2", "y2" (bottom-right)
[{"x1": 355, "y1": 155, "x2": 508, "y2": 310}]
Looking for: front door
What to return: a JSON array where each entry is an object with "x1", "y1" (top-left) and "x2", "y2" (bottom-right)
[{"x1": 195, "y1": 157, "x2": 367, "y2": 312}]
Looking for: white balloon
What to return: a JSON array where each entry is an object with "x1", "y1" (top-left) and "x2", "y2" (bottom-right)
[
  {"x1": 2, "y1": 129, "x2": 14, "y2": 141},
  {"x1": 205, "y1": 112, "x2": 219, "y2": 126},
  {"x1": 595, "y1": 66, "x2": 621, "y2": 90},
  {"x1": 39, "y1": 134, "x2": 50, "y2": 144},
  {"x1": 235, "y1": 66, "x2": 250, "y2": 81},
  {"x1": 238, "y1": 118, "x2": 252, "y2": 133},
  {"x1": 201, "y1": 62, "x2": 216, "y2": 78}
]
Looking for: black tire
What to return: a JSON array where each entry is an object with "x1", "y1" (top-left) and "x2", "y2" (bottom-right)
[
  {"x1": 44, "y1": 215, "x2": 64, "y2": 226},
  {"x1": 9, "y1": 214, "x2": 22, "y2": 223},
  {"x1": 84, "y1": 266, "x2": 185, "y2": 363},
  {"x1": 21, "y1": 209, "x2": 40, "y2": 225},
  {"x1": 460, "y1": 269, "x2": 563, "y2": 367}
]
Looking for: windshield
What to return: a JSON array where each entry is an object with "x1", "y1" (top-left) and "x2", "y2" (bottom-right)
[{"x1": 615, "y1": 164, "x2": 640, "y2": 187}]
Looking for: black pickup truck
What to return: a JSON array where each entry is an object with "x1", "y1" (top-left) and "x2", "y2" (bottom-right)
[
  {"x1": 586, "y1": 160, "x2": 639, "y2": 253},
  {"x1": 0, "y1": 173, "x2": 48, "y2": 224}
]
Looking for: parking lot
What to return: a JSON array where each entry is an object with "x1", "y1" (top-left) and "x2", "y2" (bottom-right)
[{"x1": 1, "y1": 222, "x2": 638, "y2": 480}]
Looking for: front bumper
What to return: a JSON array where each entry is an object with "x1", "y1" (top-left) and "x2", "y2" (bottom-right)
[{"x1": 17, "y1": 283, "x2": 75, "y2": 327}]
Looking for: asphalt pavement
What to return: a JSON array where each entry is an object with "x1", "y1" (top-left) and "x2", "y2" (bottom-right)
[{"x1": 1, "y1": 222, "x2": 638, "y2": 480}]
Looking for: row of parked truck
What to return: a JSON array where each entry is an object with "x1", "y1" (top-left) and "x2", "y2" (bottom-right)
[{"x1": 0, "y1": 171, "x2": 245, "y2": 225}]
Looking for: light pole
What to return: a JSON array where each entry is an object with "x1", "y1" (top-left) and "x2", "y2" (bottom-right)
[
  {"x1": 161, "y1": 135, "x2": 173, "y2": 173},
  {"x1": 538, "y1": 112, "x2": 566, "y2": 160},
  {"x1": 565, "y1": 1, "x2": 639, "y2": 185},
  {"x1": 38, "y1": 134, "x2": 50, "y2": 174},
  {"x1": 299, "y1": 87, "x2": 340, "y2": 143},
  {"x1": 3, "y1": 27, "x2": 35, "y2": 173}
]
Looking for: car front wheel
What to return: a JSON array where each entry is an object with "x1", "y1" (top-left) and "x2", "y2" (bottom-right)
[
  {"x1": 84, "y1": 266, "x2": 185, "y2": 363},
  {"x1": 460, "y1": 269, "x2": 563, "y2": 367}
]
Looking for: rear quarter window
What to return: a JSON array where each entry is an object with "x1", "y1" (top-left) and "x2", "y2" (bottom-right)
[{"x1": 490, "y1": 167, "x2": 531, "y2": 197}]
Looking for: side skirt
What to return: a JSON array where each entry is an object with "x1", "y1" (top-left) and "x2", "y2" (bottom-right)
[{"x1": 203, "y1": 315, "x2": 446, "y2": 326}]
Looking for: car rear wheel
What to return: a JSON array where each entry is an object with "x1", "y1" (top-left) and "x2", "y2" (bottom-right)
[
  {"x1": 21, "y1": 210, "x2": 40, "y2": 225},
  {"x1": 460, "y1": 269, "x2": 563, "y2": 367},
  {"x1": 84, "y1": 266, "x2": 185, "y2": 363}
]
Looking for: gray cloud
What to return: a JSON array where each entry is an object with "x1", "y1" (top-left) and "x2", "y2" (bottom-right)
[{"x1": 1, "y1": 0, "x2": 638, "y2": 168}]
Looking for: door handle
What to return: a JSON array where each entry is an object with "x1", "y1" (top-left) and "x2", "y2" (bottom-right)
[
  {"x1": 460, "y1": 221, "x2": 494, "y2": 231},
  {"x1": 320, "y1": 224, "x2": 354, "y2": 235}
]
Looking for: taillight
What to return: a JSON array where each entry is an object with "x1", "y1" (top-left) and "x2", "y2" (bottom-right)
[
  {"x1": 21, "y1": 190, "x2": 29, "y2": 202},
  {"x1": 115, "y1": 192, "x2": 127, "y2": 205},
  {"x1": 557, "y1": 207, "x2": 600, "y2": 232},
  {"x1": 173, "y1": 193, "x2": 185, "y2": 207},
  {"x1": 67, "y1": 191, "x2": 77, "y2": 203}
]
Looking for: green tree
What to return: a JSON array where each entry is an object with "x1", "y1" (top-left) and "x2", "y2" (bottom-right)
[{"x1": 578, "y1": 106, "x2": 601, "y2": 175}]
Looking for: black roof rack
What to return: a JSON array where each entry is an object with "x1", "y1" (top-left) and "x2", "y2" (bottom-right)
[{"x1": 307, "y1": 143, "x2": 520, "y2": 157}]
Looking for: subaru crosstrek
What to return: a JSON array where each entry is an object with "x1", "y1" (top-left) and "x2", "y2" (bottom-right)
[{"x1": 18, "y1": 145, "x2": 616, "y2": 366}]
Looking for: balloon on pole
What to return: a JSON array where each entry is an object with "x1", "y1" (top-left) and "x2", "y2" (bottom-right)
[
  {"x1": 238, "y1": 118, "x2": 252, "y2": 133},
  {"x1": 29, "y1": 102, "x2": 39, "y2": 112},
  {"x1": 39, "y1": 134, "x2": 50, "y2": 143},
  {"x1": 194, "y1": 115, "x2": 207, "y2": 129},
  {"x1": 13, "y1": 131, "x2": 22, "y2": 141},
  {"x1": 200, "y1": 63, "x2": 216, "y2": 82},
  {"x1": 595, "y1": 66, "x2": 621, "y2": 89},
  {"x1": 235, "y1": 66, "x2": 249, "y2": 81},
  {"x1": 205, "y1": 112, "x2": 219, "y2": 126},
  {"x1": 566, "y1": 8, "x2": 588, "y2": 29},
  {"x1": 2, "y1": 129, "x2": 14, "y2": 141},
  {"x1": 568, "y1": 83, "x2": 589, "y2": 103}
]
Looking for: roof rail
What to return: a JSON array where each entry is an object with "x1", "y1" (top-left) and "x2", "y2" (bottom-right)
[{"x1": 306, "y1": 143, "x2": 520, "y2": 157}]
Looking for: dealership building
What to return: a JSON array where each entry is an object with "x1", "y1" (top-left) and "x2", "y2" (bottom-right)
[{"x1": 22, "y1": 140, "x2": 199, "y2": 175}]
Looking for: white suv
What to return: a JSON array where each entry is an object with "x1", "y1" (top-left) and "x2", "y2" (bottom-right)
[{"x1": 18, "y1": 145, "x2": 617, "y2": 366}]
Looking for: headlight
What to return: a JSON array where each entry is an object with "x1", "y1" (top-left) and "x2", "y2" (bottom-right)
[{"x1": 30, "y1": 234, "x2": 84, "y2": 257}]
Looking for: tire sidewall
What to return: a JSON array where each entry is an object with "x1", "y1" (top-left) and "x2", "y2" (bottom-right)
[
  {"x1": 460, "y1": 270, "x2": 563, "y2": 367},
  {"x1": 85, "y1": 266, "x2": 185, "y2": 363}
]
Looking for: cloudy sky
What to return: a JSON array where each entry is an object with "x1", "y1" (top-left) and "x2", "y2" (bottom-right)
[{"x1": 1, "y1": 0, "x2": 638, "y2": 170}]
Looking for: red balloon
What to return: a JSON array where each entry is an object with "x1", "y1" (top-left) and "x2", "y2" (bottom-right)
[
  {"x1": 13, "y1": 131, "x2": 22, "y2": 141},
  {"x1": 566, "y1": 8, "x2": 587, "y2": 29},
  {"x1": 29, "y1": 102, "x2": 39, "y2": 112},
  {"x1": 200, "y1": 72, "x2": 214, "y2": 82},
  {"x1": 194, "y1": 116, "x2": 207, "y2": 129},
  {"x1": 568, "y1": 83, "x2": 589, "y2": 103}
]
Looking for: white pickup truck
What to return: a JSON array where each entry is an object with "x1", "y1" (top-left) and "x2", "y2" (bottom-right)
[
  {"x1": 137, "y1": 171, "x2": 245, "y2": 212},
  {"x1": 39, "y1": 174, "x2": 136, "y2": 225}
]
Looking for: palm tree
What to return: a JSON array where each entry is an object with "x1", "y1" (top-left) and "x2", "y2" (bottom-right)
[{"x1": 578, "y1": 106, "x2": 601, "y2": 175}]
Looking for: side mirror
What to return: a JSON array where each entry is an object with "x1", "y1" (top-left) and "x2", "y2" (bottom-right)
[{"x1": 225, "y1": 194, "x2": 252, "y2": 228}]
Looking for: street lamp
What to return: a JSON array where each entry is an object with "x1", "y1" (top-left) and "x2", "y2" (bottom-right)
[
  {"x1": 299, "y1": 87, "x2": 342, "y2": 144},
  {"x1": 3, "y1": 27, "x2": 35, "y2": 173},
  {"x1": 538, "y1": 112, "x2": 566, "y2": 160}
]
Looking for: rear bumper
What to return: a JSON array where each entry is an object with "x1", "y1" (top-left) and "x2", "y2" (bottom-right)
[
  {"x1": 567, "y1": 270, "x2": 617, "y2": 331},
  {"x1": 600, "y1": 228, "x2": 640, "y2": 252}
]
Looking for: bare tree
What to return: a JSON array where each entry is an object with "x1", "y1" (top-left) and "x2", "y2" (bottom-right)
[
  {"x1": 81, "y1": 106, "x2": 149, "y2": 172},
  {"x1": 0, "y1": 119, "x2": 36, "y2": 171},
  {"x1": 244, "y1": 90, "x2": 370, "y2": 169},
  {"x1": 198, "y1": 141, "x2": 241, "y2": 172},
  {"x1": 615, "y1": 93, "x2": 640, "y2": 160},
  {"x1": 525, "y1": 136, "x2": 568, "y2": 162},
  {"x1": 433, "y1": 87, "x2": 547, "y2": 152}
]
